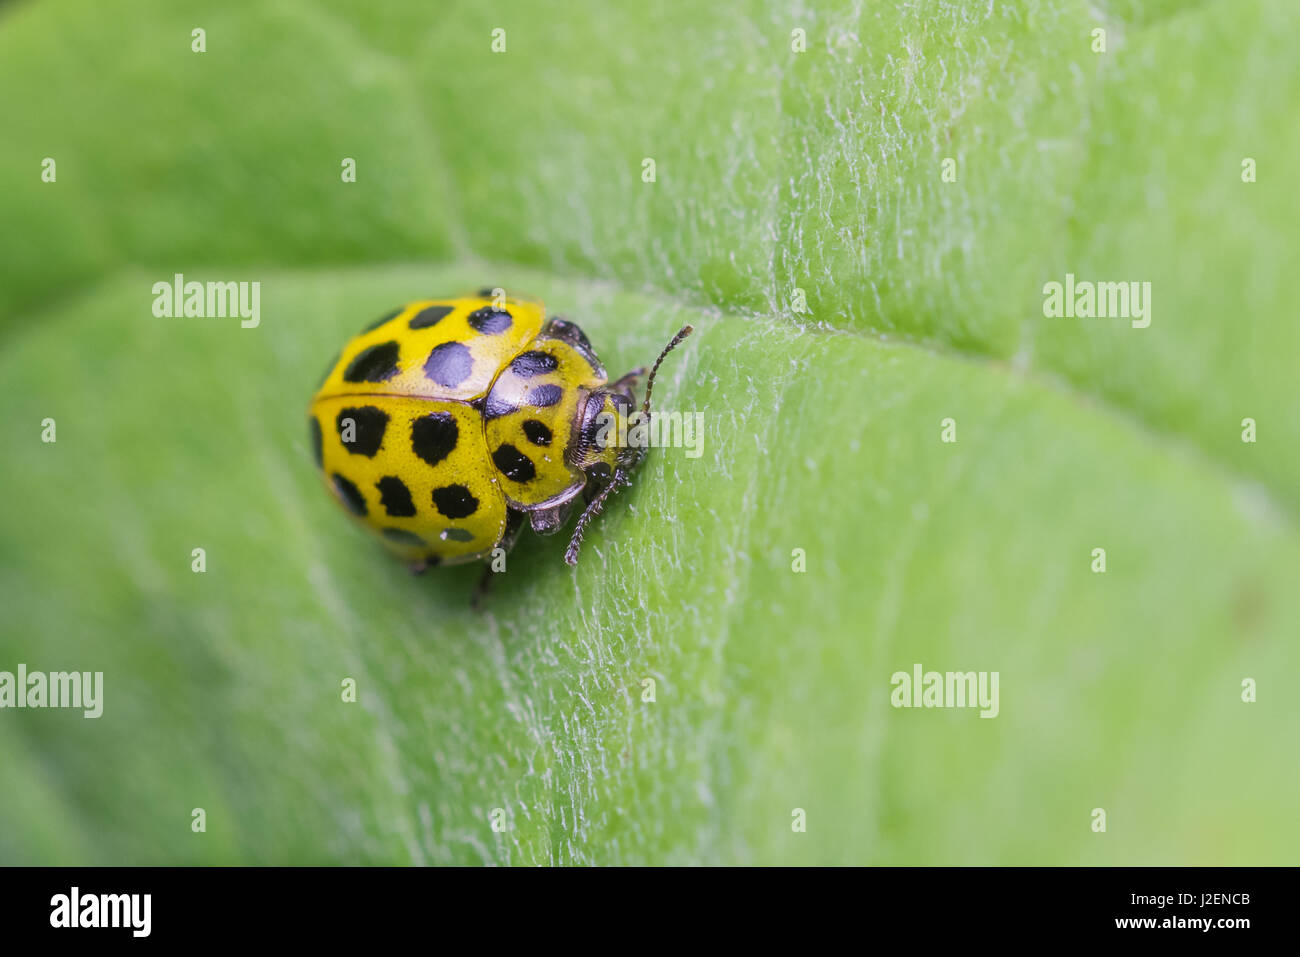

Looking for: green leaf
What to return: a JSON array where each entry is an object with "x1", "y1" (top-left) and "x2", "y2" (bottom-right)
[{"x1": 1, "y1": 0, "x2": 1296, "y2": 864}]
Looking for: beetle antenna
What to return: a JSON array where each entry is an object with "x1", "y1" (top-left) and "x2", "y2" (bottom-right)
[
  {"x1": 641, "y1": 324, "x2": 694, "y2": 416},
  {"x1": 564, "y1": 324, "x2": 694, "y2": 567}
]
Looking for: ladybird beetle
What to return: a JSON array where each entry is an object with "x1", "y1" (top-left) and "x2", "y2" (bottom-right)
[{"x1": 307, "y1": 290, "x2": 692, "y2": 600}]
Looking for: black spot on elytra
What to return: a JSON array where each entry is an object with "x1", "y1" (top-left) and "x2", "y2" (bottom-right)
[
  {"x1": 331, "y1": 474, "x2": 367, "y2": 516},
  {"x1": 467, "y1": 307, "x2": 513, "y2": 335},
  {"x1": 376, "y1": 476, "x2": 417, "y2": 517},
  {"x1": 343, "y1": 341, "x2": 401, "y2": 383},
  {"x1": 493, "y1": 444, "x2": 537, "y2": 483},
  {"x1": 423, "y1": 341, "x2": 474, "y2": 389},
  {"x1": 432, "y1": 484, "x2": 479, "y2": 519},
  {"x1": 381, "y1": 527, "x2": 425, "y2": 547},
  {"x1": 526, "y1": 384, "x2": 563, "y2": 408},
  {"x1": 362, "y1": 307, "x2": 402, "y2": 333},
  {"x1": 440, "y1": 527, "x2": 475, "y2": 543},
  {"x1": 409, "y1": 304, "x2": 453, "y2": 329},
  {"x1": 522, "y1": 420, "x2": 552, "y2": 447},
  {"x1": 483, "y1": 392, "x2": 518, "y2": 420},
  {"x1": 336, "y1": 406, "x2": 388, "y2": 457},
  {"x1": 309, "y1": 416, "x2": 323, "y2": 467},
  {"x1": 411, "y1": 411, "x2": 459, "y2": 467},
  {"x1": 510, "y1": 350, "x2": 558, "y2": 377}
]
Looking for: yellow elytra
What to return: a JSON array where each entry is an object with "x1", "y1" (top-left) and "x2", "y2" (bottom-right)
[{"x1": 308, "y1": 291, "x2": 692, "y2": 592}]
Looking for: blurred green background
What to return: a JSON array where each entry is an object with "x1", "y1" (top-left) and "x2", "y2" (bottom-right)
[{"x1": 1, "y1": 0, "x2": 1297, "y2": 864}]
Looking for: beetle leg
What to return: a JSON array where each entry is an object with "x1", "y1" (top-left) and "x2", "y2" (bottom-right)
[{"x1": 608, "y1": 367, "x2": 646, "y2": 403}]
